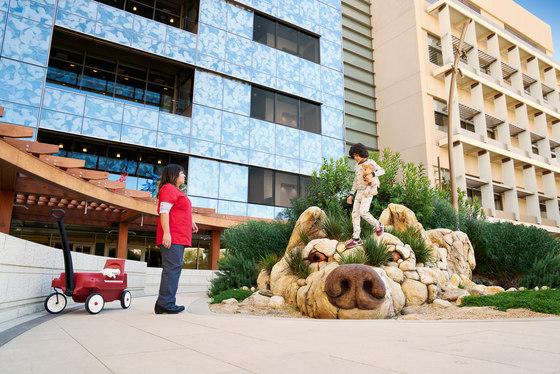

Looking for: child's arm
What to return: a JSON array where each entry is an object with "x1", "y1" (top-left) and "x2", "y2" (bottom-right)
[
  {"x1": 372, "y1": 160, "x2": 385, "y2": 177},
  {"x1": 348, "y1": 169, "x2": 358, "y2": 204}
]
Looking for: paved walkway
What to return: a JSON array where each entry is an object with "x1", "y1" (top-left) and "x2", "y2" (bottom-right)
[{"x1": 1, "y1": 291, "x2": 559, "y2": 374}]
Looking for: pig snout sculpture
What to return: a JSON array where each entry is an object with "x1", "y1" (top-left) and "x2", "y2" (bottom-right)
[{"x1": 325, "y1": 264, "x2": 386, "y2": 310}]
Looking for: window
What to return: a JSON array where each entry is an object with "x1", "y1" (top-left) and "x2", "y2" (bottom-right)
[
  {"x1": 460, "y1": 119, "x2": 475, "y2": 132},
  {"x1": 494, "y1": 193, "x2": 503, "y2": 211},
  {"x1": 433, "y1": 99, "x2": 448, "y2": 132},
  {"x1": 531, "y1": 143, "x2": 539, "y2": 155},
  {"x1": 47, "y1": 29, "x2": 194, "y2": 115},
  {"x1": 540, "y1": 203, "x2": 547, "y2": 219},
  {"x1": 248, "y1": 167, "x2": 310, "y2": 207},
  {"x1": 95, "y1": 0, "x2": 199, "y2": 33},
  {"x1": 487, "y1": 129, "x2": 496, "y2": 139},
  {"x1": 467, "y1": 187, "x2": 481, "y2": 204},
  {"x1": 251, "y1": 86, "x2": 321, "y2": 134},
  {"x1": 253, "y1": 13, "x2": 320, "y2": 64},
  {"x1": 428, "y1": 34, "x2": 443, "y2": 66}
]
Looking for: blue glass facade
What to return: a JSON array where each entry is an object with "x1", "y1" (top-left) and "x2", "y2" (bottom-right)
[{"x1": 0, "y1": 0, "x2": 345, "y2": 219}]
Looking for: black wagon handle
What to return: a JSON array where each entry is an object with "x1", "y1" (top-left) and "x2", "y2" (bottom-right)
[{"x1": 50, "y1": 209, "x2": 66, "y2": 221}]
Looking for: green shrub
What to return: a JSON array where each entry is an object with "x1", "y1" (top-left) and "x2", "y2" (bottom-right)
[
  {"x1": 423, "y1": 195, "x2": 457, "y2": 230},
  {"x1": 210, "y1": 289, "x2": 253, "y2": 304},
  {"x1": 285, "y1": 247, "x2": 310, "y2": 279},
  {"x1": 459, "y1": 289, "x2": 560, "y2": 315},
  {"x1": 363, "y1": 237, "x2": 392, "y2": 267},
  {"x1": 321, "y1": 209, "x2": 352, "y2": 241},
  {"x1": 521, "y1": 253, "x2": 560, "y2": 288},
  {"x1": 388, "y1": 226, "x2": 434, "y2": 265},
  {"x1": 340, "y1": 249, "x2": 367, "y2": 264},
  {"x1": 208, "y1": 253, "x2": 258, "y2": 297},
  {"x1": 258, "y1": 253, "x2": 282, "y2": 274}
]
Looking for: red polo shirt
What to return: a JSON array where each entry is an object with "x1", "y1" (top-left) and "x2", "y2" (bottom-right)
[{"x1": 156, "y1": 184, "x2": 192, "y2": 246}]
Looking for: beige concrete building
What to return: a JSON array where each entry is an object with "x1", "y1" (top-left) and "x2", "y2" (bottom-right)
[{"x1": 372, "y1": 0, "x2": 560, "y2": 233}]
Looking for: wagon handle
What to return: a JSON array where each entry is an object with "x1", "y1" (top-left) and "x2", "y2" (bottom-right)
[{"x1": 50, "y1": 209, "x2": 66, "y2": 221}]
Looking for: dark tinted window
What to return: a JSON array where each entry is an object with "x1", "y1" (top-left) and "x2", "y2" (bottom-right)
[
  {"x1": 248, "y1": 167, "x2": 309, "y2": 207},
  {"x1": 253, "y1": 13, "x2": 275, "y2": 48},
  {"x1": 248, "y1": 168, "x2": 274, "y2": 205},
  {"x1": 250, "y1": 86, "x2": 275, "y2": 123}
]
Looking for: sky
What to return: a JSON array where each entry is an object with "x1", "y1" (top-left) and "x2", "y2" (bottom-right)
[{"x1": 513, "y1": 0, "x2": 560, "y2": 62}]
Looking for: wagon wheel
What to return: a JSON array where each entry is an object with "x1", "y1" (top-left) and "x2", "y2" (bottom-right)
[
  {"x1": 120, "y1": 290, "x2": 132, "y2": 309},
  {"x1": 85, "y1": 293, "x2": 105, "y2": 314},
  {"x1": 45, "y1": 292, "x2": 67, "y2": 314}
]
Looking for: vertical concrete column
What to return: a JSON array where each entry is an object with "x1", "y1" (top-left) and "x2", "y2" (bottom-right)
[
  {"x1": 542, "y1": 171, "x2": 560, "y2": 225},
  {"x1": 438, "y1": 5, "x2": 454, "y2": 65},
  {"x1": 209, "y1": 229, "x2": 221, "y2": 270},
  {"x1": 477, "y1": 150, "x2": 495, "y2": 213},
  {"x1": 522, "y1": 165, "x2": 540, "y2": 223},
  {"x1": 507, "y1": 46, "x2": 523, "y2": 93},
  {"x1": 544, "y1": 67, "x2": 560, "y2": 108},
  {"x1": 501, "y1": 158, "x2": 519, "y2": 219},
  {"x1": 444, "y1": 72, "x2": 461, "y2": 136},
  {"x1": 453, "y1": 141, "x2": 467, "y2": 191},
  {"x1": 494, "y1": 94, "x2": 510, "y2": 146},
  {"x1": 534, "y1": 113, "x2": 551, "y2": 158},
  {"x1": 464, "y1": 20, "x2": 479, "y2": 71},
  {"x1": 515, "y1": 104, "x2": 532, "y2": 151},
  {"x1": 487, "y1": 34, "x2": 503, "y2": 81},
  {"x1": 526, "y1": 57, "x2": 543, "y2": 102},
  {"x1": 471, "y1": 83, "x2": 486, "y2": 136}
]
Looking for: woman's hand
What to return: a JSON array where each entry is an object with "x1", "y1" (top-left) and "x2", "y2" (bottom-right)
[
  {"x1": 162, "y1": 232, "x2": 172, "y2": 248},
  {"x1": 347, "y1": 195, "x2": 353, "y2": 205},
  {"x1": 192, "y1": 221, "x2": 198, "y2": 233}
]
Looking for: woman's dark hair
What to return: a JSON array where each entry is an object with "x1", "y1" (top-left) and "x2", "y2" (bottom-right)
[
  {"x1": 157, "y1": 164, "x2": 184, "y2": 197},
  {"x1": 348, "y1": 143, "x2": 369, "y2": 158}
]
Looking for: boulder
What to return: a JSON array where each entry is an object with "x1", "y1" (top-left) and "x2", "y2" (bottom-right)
[
  {"x1": 383, "y1": 266, "x2": 404, "y2": 283},
  {"x1": 425, "y1": 229, "x2": 476, "y2": 279},
  {"x1": 285, "y1": 207, "x2": 327, "y2": 254},
  {"x1": 433, "y1": 299, "x2": 452, "y2": 308},
  {"x1": 485, "y1": 286, "x2": 505, "y2": 295},
  {"x1": 441, "y1": 288, "x2": 470, "y2": 301},
  {"x1": 257, "y1": 269, "x2": 271, "y2": 290},
  {"x1": 403, "y1": 270, "x2": 419, "y2": 280},
  {"x1": 379, "y1": 203, "x2": 424, "y2": 233},
  {"x1": 401, "y1": 279, "x2": 428, "y2": 306},
  {"x1": 269, "y1": 296, "x2": 285, "y2": 309}
]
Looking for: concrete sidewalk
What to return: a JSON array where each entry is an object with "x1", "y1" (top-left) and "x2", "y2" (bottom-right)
[{"x1": 0, "y1": 291, "x2": 559, "y2": 374}]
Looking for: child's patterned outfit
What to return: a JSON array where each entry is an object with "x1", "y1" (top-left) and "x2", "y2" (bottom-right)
[{"x1": 350, "y1": 159, "x2": 385, "y2": 239}]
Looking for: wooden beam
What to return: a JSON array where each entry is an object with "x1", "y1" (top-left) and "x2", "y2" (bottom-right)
[
  {"x1": 120, "y1": 210, "x2": 142, "y2": 223},
  {"x1": 0, "y1": 122, "x2": 33, "y2": 138},
  {"x1": 116, "y1": 221, "x2": 128, "y2": 259},
  {"x1": 39, "y1": 154, "x2": 85, "y2": 169},
  {"x1": 209, "y1": 229, "x2": 221, "y2": 270},
  {"x1": 0, "y1": 190, "x2": 15, "y2": 234},
  {"x1": 0, "y1": 107, "x2": 4, "y2": 117},
  {"x1": 3, "y1": 138, "x2": 60, "y2": 154},
  {"x1": 0, "y1": 162, "x2": 17, "y2": 190},
  {"x1": 66, "y1": 168, "x2": 109, "y2": 180},
  {"x1": 89, "y1": 179, "x2": 126, "y2": 189}
]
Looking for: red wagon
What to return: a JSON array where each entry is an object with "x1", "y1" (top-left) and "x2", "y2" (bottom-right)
[{"x1": 44, "y1": 210, "x2": 132, "y2": 314}]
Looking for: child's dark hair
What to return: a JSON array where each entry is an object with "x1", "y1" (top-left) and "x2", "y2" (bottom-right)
[
  {"x1": 157, "y1": 164, "x2": 184, "y2": 197},
  {"x1": 349, "y1": 143, "x2": 369, "y2": 158}
]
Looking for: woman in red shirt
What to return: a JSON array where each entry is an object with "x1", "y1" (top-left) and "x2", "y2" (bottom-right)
[{"x1": 154, "y1": 164, "x2": 198, "y2": 314}]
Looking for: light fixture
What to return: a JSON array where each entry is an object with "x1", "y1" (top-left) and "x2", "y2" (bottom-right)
[
  {"x1": 70, "y1": 64, "x2": 75, "y2": 67},
  {"x1": 116, "y1": 153, "x2": 121, "y2": 158},
  {"x1": 59, "y1": 144, "x2": 64, "y2": 149},
  {"x1": 133, "y1": 6, "x2": 137, "y2": 11},
  {"x1": 82, "y1": 148, "x2": 87, "y2": 152},
  {"x1": 170, "y1": 18, "x2": 174, "y2": 23},
  {"x1": 157, "y1": 160, "x2": 162, "y2": 164},
  {"x1": 93, "y1": 69, "x2": 97, "y2": 73},
  {"x1": 163, "y1": 87, "x2": 168, "y2": 90},
  {"x1": 124, "y1": 77, "x2": 129, "y2": 80}
]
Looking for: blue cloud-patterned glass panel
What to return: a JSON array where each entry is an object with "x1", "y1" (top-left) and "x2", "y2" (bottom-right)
[
  {"x1": 0, "y1": 100, "x2": 39, "y2": 127},
  {"x1": 9, "y1": 0, "x2": 54, "y2": 25},
  {"x1": 187, "y1": 157, "x2": 220, "y2": 199},
  {"x1": 191, "y1": 105, "x2": 222, "y2": 141},
  {"x1": 197, "y1": 23, "x2": 226, "y2": 59},
  {"x1": 248, "y1": 204, "x2": 275, "y2": 219},
  {"x1": 158, "y1": 112, "x2": 191, "y2": 136},
  {"x1": 82, "y1": 118, "x2": 121, "y2": 141},
  {"x1": 55, "y1": 10, "x2": 95, "y2": 34},
  {"x1": 123, "y1": 105, "x2": 158, "y2": 130},
  {"x1": 223, "y1": 63, "x2": 251, "y2": 81},
  {"x1": 320, "y1": 2, "x2": 341, "y2": 31},
  {"x1": 299, "y1": 85, "x2": 322, "y2": 103},
  {"x1": 226, "y1": 3, "x2": 253, "y2": 40},
  {"x1": 276, "y1": 155, "x2": 299, "y2": 173},
  {"x1": 94, "y1": 22, "x2": 132, "y2": 46},
  {"x1": 39, "y1": 109, "x2": 82, "y2": 133},
  {"x1": 164, "y1": 44, "x2": 196, "y2": 65},
  {"x1": 320, "y1": 39, "x2": 342, "y2": 71},
  {"x1": 166, "y1": 26, "x2": 196, "y2": 48},
  {"x1": 252, "y1": 42, "x2": 276, "y2": 76},
  {"x1": 0, "y1": 58, "x2": 45, "y2": 106},
  {"x1": 319, "y1": 0, "x2": 341, "y2": 10},
  {"x1": 274, "y1": 207, "x2": 287, "y2": 219},
  {"x1": 299, "y1": 131, "x2": 322, "y2": 163},
  {"x1": 300, "y1": 0, "x2": 319, "y2": 26},
  {"x1": 190, "y1": 138, "x2": 220, "y2": 158},
  {"x1": 275, "y1": 78, "x2": 299, "y2": 97},
  {"x1": 97, "y1": 4, "x2": 133, "y2": 31},
  {"x1": 199, "y1": 0, "x2": 227, "y2": 30},
  {"x1": 321, "y1": 66, "x2": 344, "y2": 98},
  {"x1": 320, "y1": 24, "x2": 342, "y2": 44},
  {"x1": 221, "y1": 145, "x2": 248, "y2": 164},
  {"x1": 321, "y1": 136, "x2": 344, "y2": 161},
  {"x1": 221, "y1": 112, "x2": 249, "y2": 147},
  {"x1": 322, "y1": 91, "x2": 344, "y2": 111},
  {"x1": 248, "y1": 150, "x2": 275, "y2": 169},
  {"x1": 132, "y1": 33, "x2": 164, "y2": 55},
  {"x1": 321, "y1": 106, "x2": 344, "y2": 139},
  {"x1": 277, "y1": 51, "x2": 300, "y2": 83},
  {"x1": 121, "y1": 125, "x2": 156, "y2": 147},
  {"x1": 218, "y1": 200, "x2": 248, "y2": 216},
  {"x1": 225, "y1": 33, "x2": 253, "y2": 68},
  {"x1": 84, "y1": 97, "x2": 124, "y2": 124},
  {"x1": 157, "y1": 132, "x2": 190, "y2": 153},
  {"x1": 133, "y1": 16, "x2": 166, "y2": 40},
  {"x1": 249, "y1": 118, "x2": 275, "y2": 153},
  {"x1": 275, "y1": 125, "x2": 299, "y2": 158},
  {"x1": 251, "y1": 71, "x2": 276, "y2": 88},
  {"x1": 3, "y1": 15, "x2": 51, "y2": 67},
  {"x1": 299, "y1": 59, "x2": 320, "y2": 89},
  {"x1": 57, "y1": 0, "x2": 97, "y2": 20},
  {"x1": 0, "y1": 0, "x2": 7, "y2": 11},
  {"x1": 219, "y1": 162, "x2": 248, "y2": 202},
  {"x1": 43, "y1": 87, "x2": 86, "y2": 116},
  {"x1": 252, "y1": 0, "x2": 276, "y2": 15},
  {"x1": 188, "y1": 196, "x2": 218, "y2": 210},
  {"x1": 277, "y1": 0, "x2": 300, "y2": 25},
  {"x1": 196, "y1": 53, "x2": 224, "y2": 73},
  {"x1": 0, "y1": 11, "x2": 7, "y2": 52},
  {"x1": 193, "y1": 71, "x2": 223, "y2": 109},
  {"x1": 300, "y1": 17, "x2": 320, "y2": 35},
  {"x1": 300, "y1": 160, "x2": 320, "y2": 175},
  {"x1": 223, "y1": 79, "x2": 250, "y2": 116}
]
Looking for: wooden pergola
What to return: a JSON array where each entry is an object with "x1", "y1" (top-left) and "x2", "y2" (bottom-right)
[{"x1": 0, "y1": 107, "x2": 268, "y2": 270}]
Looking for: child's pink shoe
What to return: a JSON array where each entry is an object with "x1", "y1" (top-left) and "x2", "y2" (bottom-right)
[
  {"x1": 345, "y1": 238, "x2": 363, "y2": 248},
  {"x1": 376, "y1": 223, "x2": 384, "y2": 236}
]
